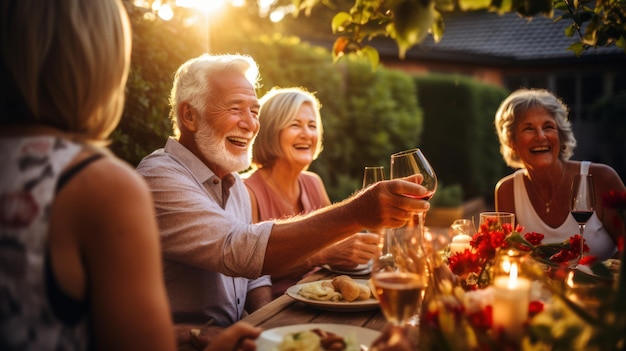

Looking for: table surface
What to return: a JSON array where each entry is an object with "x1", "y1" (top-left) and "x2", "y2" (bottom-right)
[{"x1": 241, "y1": 268, "x2": 388, "y2": 332}]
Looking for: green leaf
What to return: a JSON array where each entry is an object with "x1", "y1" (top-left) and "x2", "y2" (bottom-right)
[
  {"x1": 568, "y1": 41, "x2": 585, "y2": 56},
  {"x1": 564, "y1": 24, "x2": 576, "y2": 37},
  {"x1": 431, "y1": 10, "x2": 445, "y2": 43},
  {"x1": 459, "y1": 0, "x2": 492, "y2": 11},
  {"x1": 359, "y1": 45, "x2": 380, "y2": 70},
  {"x1": 331, "y1": 12, "x2": 352, "y2": 33}
]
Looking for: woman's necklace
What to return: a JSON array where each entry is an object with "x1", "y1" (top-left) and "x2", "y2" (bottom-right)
[{"x1": 527, "y1": 169, "x2": 566, "y2": 214}]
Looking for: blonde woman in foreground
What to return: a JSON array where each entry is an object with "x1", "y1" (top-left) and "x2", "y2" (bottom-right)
[{"x1": 0, "y1": 0, "x2": 259, "y2": 350}]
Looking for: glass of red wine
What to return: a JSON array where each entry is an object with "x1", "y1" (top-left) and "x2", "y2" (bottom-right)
[{"x1": 569, "y1": 174, "x2": 595, "y2": 268}]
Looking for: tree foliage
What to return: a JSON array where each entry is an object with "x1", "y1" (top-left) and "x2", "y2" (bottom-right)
[{"x1": 289, "y1": 0, "x2": 626, "y2": 65}]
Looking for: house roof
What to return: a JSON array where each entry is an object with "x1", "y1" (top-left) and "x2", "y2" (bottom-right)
[{"x1": 370, "y1": 10, "x2": 626, "y2": 65}]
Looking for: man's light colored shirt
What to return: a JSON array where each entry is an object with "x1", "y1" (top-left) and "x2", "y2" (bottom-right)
[{"x1": 136, "y1": 138, "x2": 273, "y2": 326}]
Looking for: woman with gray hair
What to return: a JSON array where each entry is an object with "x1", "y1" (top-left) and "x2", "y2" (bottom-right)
[{"x1": 494, "y1": 88, "x2": 624, "y2": 260}]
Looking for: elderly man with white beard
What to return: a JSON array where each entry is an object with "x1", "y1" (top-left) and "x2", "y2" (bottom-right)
[{"x1": 136, "y1": 53, "x2": 430, "y2": 350}]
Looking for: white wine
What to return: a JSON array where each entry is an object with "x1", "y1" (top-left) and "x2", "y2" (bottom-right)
[{"x1": 372, "y1": 271, "x2": 426, "y2": 325}]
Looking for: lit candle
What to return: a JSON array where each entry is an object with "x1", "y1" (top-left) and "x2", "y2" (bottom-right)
[
  {"x1": 449, "y1": 233, "x2": 472, "y2": 254},
  {"x1": 492, "y1": 263, "x2": 531, "y2": 340}
]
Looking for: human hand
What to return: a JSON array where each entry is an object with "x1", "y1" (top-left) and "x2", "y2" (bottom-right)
[
  {"x1": 319, "y1": 232, "x2": 379, "y2": 270},
  {"x1": 204, "y1": 322, "x2": 262, "y2": 351},
  {"x1": 370, "y1": 325, "x2": 414, "y2": 351},
  {"x1": 350, "y1": 177, "x2": 430, "y2": 231}
]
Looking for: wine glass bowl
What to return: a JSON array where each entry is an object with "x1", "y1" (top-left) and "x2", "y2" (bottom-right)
[
  {"x1": 362, "y1": 166, "x2": 385, "y2": 189},
  {"x1": 390, "y1": 149, "x2": 437, "y2": 200},
  {"x1": 569, "y1": 174, "x2": 595, "y2": 268},
  {"x1": 371, "y1": 224, "x2": 429, "y2": 326}
]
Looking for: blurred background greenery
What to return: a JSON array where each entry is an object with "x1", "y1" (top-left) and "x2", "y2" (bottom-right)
[{"x1": 113, "y1": 1, "x2": 625, "y2": 208}]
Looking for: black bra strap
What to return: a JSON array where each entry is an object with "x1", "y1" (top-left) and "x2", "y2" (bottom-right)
[{"x1": 55, "y1": 153, "x2": 104, "y2": 193}]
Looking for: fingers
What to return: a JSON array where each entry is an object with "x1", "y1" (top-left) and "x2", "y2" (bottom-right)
[{"x1": 205, "y1": 322, "x2": 262, "y2": 351}]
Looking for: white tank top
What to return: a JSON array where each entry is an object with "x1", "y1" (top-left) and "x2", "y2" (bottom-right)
[{"x1": 513, "y1": 161, "x2": 617, "y2": 260}]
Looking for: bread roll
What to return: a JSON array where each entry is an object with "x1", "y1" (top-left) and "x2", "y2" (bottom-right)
[
  {"x1": 331, "y1": 275, "x2": 360, "y2": 302},
  {"x1": 357, "y1": 283, "x2": 372, "y2": 300}
]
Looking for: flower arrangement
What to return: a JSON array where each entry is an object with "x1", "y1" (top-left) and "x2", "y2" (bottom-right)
[
  {"x1": 446, "y1": 217, "x2": 588, "y2": 290},
  {"x1": 424, "y1": 191, "x2": 626, "y2": 351}
]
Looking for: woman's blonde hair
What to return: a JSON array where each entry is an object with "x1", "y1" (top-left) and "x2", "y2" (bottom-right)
[
  {"x1": 251, "y1": 87, "x2": 324, "y2": 169},
  {"x1": 494, "y1": 88, "x2": 577, "y2": 169},
  {"x1": 0, "y1": 0, "x2": 132, "y2": 144}
]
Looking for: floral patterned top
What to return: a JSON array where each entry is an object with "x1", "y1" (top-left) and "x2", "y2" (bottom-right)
[{"x1": 0, "y1": 136, "x2": 90, "y2": 350}]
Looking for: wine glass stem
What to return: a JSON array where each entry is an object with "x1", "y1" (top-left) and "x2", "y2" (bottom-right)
[{"x1": 578, "y1": 224, "x2": 585, "y2": 260}]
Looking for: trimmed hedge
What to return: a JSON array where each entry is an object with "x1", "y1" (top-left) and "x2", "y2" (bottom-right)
[{"x1": 413, "y1": 74, "x2": 510, "y2": 202}]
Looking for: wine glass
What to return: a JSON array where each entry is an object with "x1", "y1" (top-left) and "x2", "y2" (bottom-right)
[
  {"x1": 370, "y1": 149, "x2": 436, "y2": 326},
  {"x1": 569, "y1": 174, "x2": 595, "y2": 268},
  {"x1": 362, "y1": 166, "x2": 386, "y2": 269},
  {"x1": 362, "y1": 166, "x2": 385, "y2": 189},
  {"x1": 390, "y1": 148, "x2": 438, "y2": 243}
]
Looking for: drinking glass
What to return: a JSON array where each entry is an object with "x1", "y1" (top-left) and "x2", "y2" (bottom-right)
[
  {"x1": 371, "y1": 149, "x2": 437, "y2": 326},
  {"x1": 390, "y1": 148, "x2": 438, "y2": 238},
  {"x1": 370, "y1": 219, "x2": 429, "y2": 326},
  {"x1": 362, "y1": 166, "x2": 385, "y2": 189},
  {"x1": 569, "y1": 174, "x2": 595, "y2": 268},
  {"x1": 362, "y1": 166, "x2": 386, "y2": 269},
  {"x1": 479, "y1": 212, "x2": 515, "y2": 228}
]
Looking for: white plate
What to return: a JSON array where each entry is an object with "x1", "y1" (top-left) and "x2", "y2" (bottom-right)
[
  {"x1": 286, "y1": 279, "x2": 379, "y2": 312},
  {"x1": 322, "y1": 262, "x2": 372, "y2": 275},
  {"x1": 256, "y1": 323, "x2": 380, "y2": 351}
]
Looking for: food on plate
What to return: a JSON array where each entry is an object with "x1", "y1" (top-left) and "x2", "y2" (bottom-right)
[
  {"x1": 298, "y1": 281, "x2": 342, "y2": 301},
  {"x1": 298, "y1": 276, "x2": 372, "y2": 302},
  {"x1": 332, "y1": 275, "x2": 361, "y2": 302},
  {"x1": 275, "y1": 328, "x2": 361, "y2": 351}
]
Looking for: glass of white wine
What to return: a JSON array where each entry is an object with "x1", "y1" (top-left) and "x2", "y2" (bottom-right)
[{"x1": 371, "y1": 149, "x2": 434, "y2": 326}]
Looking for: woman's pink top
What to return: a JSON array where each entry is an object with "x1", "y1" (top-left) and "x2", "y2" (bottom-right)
[{"x1": 244, "y1": 170, "x2": 328, "y2": 297}]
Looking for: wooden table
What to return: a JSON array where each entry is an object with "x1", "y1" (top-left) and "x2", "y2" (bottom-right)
[{"x1": 241, "y1": 268, "x2": 387, "y2": 331}]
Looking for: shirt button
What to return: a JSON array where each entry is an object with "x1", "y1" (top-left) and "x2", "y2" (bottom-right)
[{"x1": 237, "y1": 298, "x2": 240, "y2": 305}]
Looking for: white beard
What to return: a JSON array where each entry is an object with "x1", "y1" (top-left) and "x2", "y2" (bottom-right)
[{"x1": 194, "y1": 119, "x2": 251, "y2": 173}]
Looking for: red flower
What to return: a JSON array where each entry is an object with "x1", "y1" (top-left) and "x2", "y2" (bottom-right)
[
  {"x1": 550, "y1": 248, "x2": 578, "y2": 263},
  {"x1": 449, "y1": 250, "x2": 481, "y2": 276},
  {"x1": 579, "y1": 255, "x2": 598, "y2": 265},
  {"x1": 467, "y1": 305, "x2": 492, "y2": 331},
  {"x1": 524, "y1": 232, "x2": 545, "y2": 246},
  {"x1": 568, "y1": 234, "x2": 590, "y2": 254},
  {"x1": 528, "y1": 301, "x2": 544, "y2": 318}
]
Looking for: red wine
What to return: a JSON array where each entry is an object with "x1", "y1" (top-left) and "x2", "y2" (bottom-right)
[
  {"x1": 571, "y1": 211, "x2": 593, "y2": 224},
  {"x1": 402, "y1": 191, "x2": 435, "y2": 201}
]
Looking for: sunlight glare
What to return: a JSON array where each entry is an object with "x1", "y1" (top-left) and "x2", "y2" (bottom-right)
[
  {"x1": 158, "y1": 4, "x2": 174, "y2": 21},
  {"x1": 176, "y1": 0, "x2": 226, "y2": 14}
]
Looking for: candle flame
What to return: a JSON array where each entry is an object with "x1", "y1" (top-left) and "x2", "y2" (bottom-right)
[{"x1": 507, "y1": 263, "x2": 518, "y2": 289}]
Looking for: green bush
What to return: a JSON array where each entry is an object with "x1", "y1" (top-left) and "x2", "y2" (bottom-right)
[
  {"x1": 414, "y1": 74, "x2": 510, "y2": 202},
  {"x1": 216, "y1": 34, "x2": 422, "y2": 201},
  {"x1": 111, "y1": 4, "x2": 203, "y2": 166},
  {"x1": 431, "y1": 182, "x2": 464, "y2": 207}
]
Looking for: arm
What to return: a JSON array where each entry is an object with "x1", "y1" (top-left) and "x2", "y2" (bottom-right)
[
  {"x1": 61, "y1": 157, "x2": 175, "y2": 350},
  {"x1": 262, "y1": 178, "x2": 430, "y2": 275},
  {"x1": 495, "y1": 174, "x2": 515, "y2": 214},
  {"x1": 244, "y1": 285, "x2": 272, "y2": 313}
]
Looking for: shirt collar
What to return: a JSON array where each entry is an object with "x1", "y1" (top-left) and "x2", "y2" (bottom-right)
[{"x1": 164, "y1": 137, "x2": 218, "y2": 185}]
